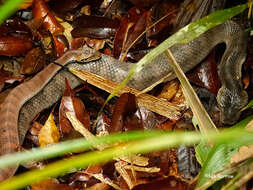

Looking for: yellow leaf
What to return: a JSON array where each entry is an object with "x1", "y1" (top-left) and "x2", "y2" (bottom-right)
[{"x1": 38, "y1": 112, "x2": 60, "y2": 147}]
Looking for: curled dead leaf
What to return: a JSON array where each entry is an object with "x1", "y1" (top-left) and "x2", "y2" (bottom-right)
[
  {"x1": 53, "y1": 35, "x2": 69, "y2": 57},
  {"x1": 33, "y1": 0, "x2": 64, "y2": 35},
  {"x1": 59, "y1": 79, "x2": 90, "y2": 135}
]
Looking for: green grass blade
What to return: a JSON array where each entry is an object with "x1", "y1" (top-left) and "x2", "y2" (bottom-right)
[
  {"x1": 0, "y1": 128, "x2": 252, "y2": 189},
  {"x1": 0, "y1": 0, "x2": 25, "y2": 25},
  {"x1": 245, "y1": 99, "x2": 253, "y2": 109},
  {"x1": 196, "y1": 116, "x2": 253, "y2": 188},
  {"x1": 0, "y1": 130, "x2": 165, "y2": 169}
]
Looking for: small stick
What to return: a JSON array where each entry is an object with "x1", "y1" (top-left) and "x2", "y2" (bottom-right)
[{"x1": 69, "y1": 67, "x2": 180, "y2": 120}]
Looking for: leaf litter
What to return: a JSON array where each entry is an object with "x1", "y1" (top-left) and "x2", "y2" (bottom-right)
[{"x1": 0, "y1": 0, "x2": 252, "y2": 189}]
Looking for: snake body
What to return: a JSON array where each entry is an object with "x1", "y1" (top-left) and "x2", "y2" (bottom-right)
[{"x1": 0, "y1": 20, "x2": 248, "y2": 180}]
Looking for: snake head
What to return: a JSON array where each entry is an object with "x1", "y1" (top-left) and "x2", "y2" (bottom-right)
[{"x1": 217, "y1": 87, "x2": 248, "y2": 125}]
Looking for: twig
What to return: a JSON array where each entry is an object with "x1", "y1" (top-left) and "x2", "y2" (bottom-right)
[{"x1": 69, "y1": 67, "x2": 180, "y2": 120}]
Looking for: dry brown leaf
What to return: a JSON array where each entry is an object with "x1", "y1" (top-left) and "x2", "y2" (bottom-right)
[
  {"x1": 19, "y1": 47, "x2": 46, "y2": 75},
  {"x1": 31, "y1": 178, "x2": 74, "y2": 190},
  {"x1": 230, "y1": 124, "x2": 253, "y2": 164},
  {"x1": 38, "y1": 112, "x2": 60, "y2": 147},
  {"x1": 230, "y1": 145, "x2": 253, "y2": 164},
  {"x1": 84, "y1": 183, "x2": 110, "y2": 190},
  {"x1": 158, "y1": 80, "x2": 180, "y2": 101}
]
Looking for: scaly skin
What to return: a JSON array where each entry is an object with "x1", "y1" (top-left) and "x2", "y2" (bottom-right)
[{"x1": 0, "y1": 20, "x2": 248, "y2": 181}]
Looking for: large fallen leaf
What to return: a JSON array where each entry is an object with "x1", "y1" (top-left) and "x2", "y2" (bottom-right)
[
  {"x1": 71, "y1": 15, "x2": 119, "y2": 39},
  {"x1": 49, "y1": 0, "x2": 82, "y2": 14},
  {"x1": 33, "y1": 0, "x2": 63, "y2": 34},
  {"x1": 59, "y1": 79, "x2": 90, "y2": 135},
  {"x1": 0, "y1": 36, "x2": 33, "y2": 56},
  {"x1": 38, "y1": 112, "x2": 60, "y2": 147}
]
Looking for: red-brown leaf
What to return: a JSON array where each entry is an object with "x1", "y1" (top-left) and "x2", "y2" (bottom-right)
[
  {"x1": 127, "y1": 0, "x2": 157, "y2": 8},
  {"x1": 59, "y1": 79, "x2": 90, "y2": 135},
  {"x1": 121, "y1": 10, "x2": 148, "y2": 57},
  {"x1": 85, "y1": 165, "x2": 103, "y2": 175},
  {"x1": 132, "y1": 176, "x2": 188, "y2": 190},
  {"x1": 187, "y1": 50, "x2": 220, "y2": 94},
  {"x1": 0, "y1": 36, "x2": 33, "y2": 56},
  {"x1": 146, "y1": 1, "x2": 180, "y2": 43},
  {"x1": 110, "y1": 93, "x2": 140, "y2": 133},
  {"x1": 19, "y1": 47, "x2": 46, "y2": 74},
  {"x1": 31, "y1": 178, "x2": 74, "y2": 190},
  {"x1": 113, "y1": 7, "x2": 147, "y2": 59},
  {"x1": 33, "y1": 0, "x2": 64, "y2": 35},
  {"x1": 53, "y1": 35, "x2": 69, "y2": 57}
]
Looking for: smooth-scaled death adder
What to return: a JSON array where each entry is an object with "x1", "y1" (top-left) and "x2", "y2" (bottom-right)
[{"x1": 0, "y1": 20, "x2": 248, "y2": 181}]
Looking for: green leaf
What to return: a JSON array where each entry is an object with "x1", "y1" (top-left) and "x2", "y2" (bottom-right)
[
  {"x1": 196, "y1": 116, "x2": 253, "y2": 188},
  {"x1": 195, "y1": 141, "x2": 212, "y2": 166},
  {"x1": 245, "y1": 99, "x2": 253, "y2": 109},
  {"x1": 197, "y1": 143, "x2": 239, "y2": 188}
]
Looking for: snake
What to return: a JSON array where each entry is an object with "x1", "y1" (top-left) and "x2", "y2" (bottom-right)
[{"x1": 0, "y1": 20, "x2": 248, "y2": 181}]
